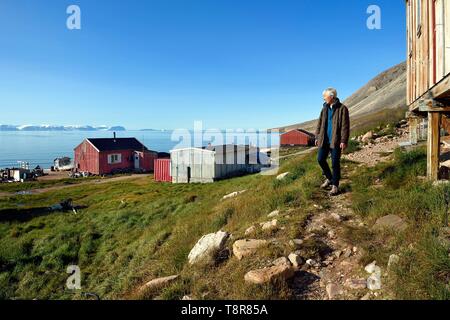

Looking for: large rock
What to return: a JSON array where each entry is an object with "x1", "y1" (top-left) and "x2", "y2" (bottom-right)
[
  {"x1": 233, "y1": 239, "x2": 268, "y2": 260},
  {"x1": 288, "y1": 253, "x2": 303, "y2": 268},
  {"x1": 260, "y1": 219, "x2": 278, "y2": 231},
  {"x1": 140, "y1": 275, "x2": 179, "y2": 292},
  {"x1": 188, "y1": 231, "x2": 229, "y2": 265},
  {"x1": 244, "y1": 265, "x2": 295, "y2": 284},
  {"x1": 267, "y1": 210, "x2": 280, "y2": 218},
  {"x1": 373, "y1": 215, "x2": 407, "y2": 231},
  {"x1": 344, "y1": 278, "x2": 367, "y2": 290}
]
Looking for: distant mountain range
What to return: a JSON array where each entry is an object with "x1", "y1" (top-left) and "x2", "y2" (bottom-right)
[
  {"x1": 0, "y1": 125, "x2": 127, "y2": 131},
  {"x1": 0, "y1": 125, "x2": 164, "y2": 132}
]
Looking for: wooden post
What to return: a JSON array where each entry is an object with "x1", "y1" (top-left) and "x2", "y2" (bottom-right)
[
  {"x1": 427, "y1": 112, "x2": 441, "y2": 180},
  {"x1": 409, "y1": 115, "x2": 420, "y2": 145}
]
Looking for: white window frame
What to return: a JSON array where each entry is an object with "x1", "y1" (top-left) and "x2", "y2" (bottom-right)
[{"x1": 108, "y1": 153, "x2": 122, "y2": 164}]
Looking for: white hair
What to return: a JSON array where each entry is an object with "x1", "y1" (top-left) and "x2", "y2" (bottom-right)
[{"x1": 322, "y1": 87, "x2": 338, "y2": 98}]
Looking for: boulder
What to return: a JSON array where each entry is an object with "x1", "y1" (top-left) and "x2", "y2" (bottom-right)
[
  {"x1": 387, "y1": 254, "x2": 400, "y2": 268},
  {"x1": 330, "y1": 213, "x2": 342, "y2": 222},
  {"x1": 261, "y1": 219, "x2": 278, "y2": 231},
  {"x1": 244, "y1": 225, "x2": 257, "y2": 236},
  {"x1": 244, "y1": 265, "x2": 295, "y2": 284},
  {"x1": 188, "y1": 231, "x2": 229, "y2": 265},
  {"x1": 232, "y1": 239, "x2": 268, "y2": 260},
  {"x1": 373, "y1": 215, "x2": 407, "y2": 231},
  {"x1": 140, "y1": 275, "x2": 179, "y2": 292}
]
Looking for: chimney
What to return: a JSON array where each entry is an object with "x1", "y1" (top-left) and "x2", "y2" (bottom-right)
[{"x1": 113, "y1": 132, "x2": 116, "y2": 142}]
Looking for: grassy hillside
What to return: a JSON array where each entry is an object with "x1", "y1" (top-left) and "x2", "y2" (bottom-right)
[{"x1": 0, "y1": 142, "x2": 448, "y2": 300}]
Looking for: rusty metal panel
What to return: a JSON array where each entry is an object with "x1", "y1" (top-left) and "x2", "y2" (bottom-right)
[{"x1": 154, "y1": 159, "x2": 171, "y2": 182}]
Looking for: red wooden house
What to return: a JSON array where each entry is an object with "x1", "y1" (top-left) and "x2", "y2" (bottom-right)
[
  {"x1": 280, "y1": 129, "x2": 315, "y2": 147},
  {"x1": 74, "y1": 136, "x2": 158, "y2": 175}
]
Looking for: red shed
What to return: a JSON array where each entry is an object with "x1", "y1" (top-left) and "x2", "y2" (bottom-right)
[
  {"x1": 154, "y1": 159, "x2": 171, "y2": 182},
  {"x1": 74, "y1": 136, "x2": 158, "y2": 175},
  {"x1": 280, "y1": 129, "x2": 315, "y2": 147}
]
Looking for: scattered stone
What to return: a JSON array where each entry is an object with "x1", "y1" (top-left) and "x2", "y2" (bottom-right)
[
  {"x1": 387, "y1": 254, "x2": 400, "y2": 268},
  {"x1": 326, "y1": 283, "x2": 344, "y2": 299},
  {"x1": 222, "y1": 190, "x2": 247, "y2": 200},
  {"x1": 362, "y1": 131, "x2": 374, "y2": 143},
  {"x1": 188, "y1": 231, "x2": 229, "y2": 265},
  {"x1": 272, "y1": 257, "x2": 291, "y2": 267},
  {"x1": 343, "y1": 247, "x2": 352, "y2": 258},
  {"x1": 367, "y1": 273, "x2": 382, "y2": 291},
  {"x1": 276, "y1": 172, "x2": 290, "y2": 180},
  {"x1": 344, "y1": 278, "x2": 367, "y2": 290},
  {"x1": 289, "y1": 239, "x2": 304, "y2": 249},
  {"x1": 140, "y1": 275, "x2": 179, "y2": 292},
  {"x1": 244, "y1": 225, "x2": 256, "y2": 236},
  {"x1": 313, "y1": 204, "x2": 323, "y2": 210},
  {"x1": 182, "y1": 295, "x2": 192, "y2": 300},
  {"x1": 330, "y1": 213, "x2": 342, "y2": 222},
  {"x1": 288, "y1": 253, "x2": 303, "y2": 268},
  {"x1": 244, "y1": 265, "x2": 295, "y2": 284},
  {"x1": 373, "y1": 214, "x2": 408, "y2": 231},
  {"x1": 306, "y1": 259, "x2": 320, "y2": 268},
  {"x1": 352, "y1": 246, "x2": 358, "y2": 253},
  {"x1": 360, "y1": 292, "x2": 371, "y2": 300},
  {"x1": 334, "y1": 250, "x2": 342, "y2": 258},
  {"x1": 364, "y1": 261, "x2": 379, "y2": 274},
  {"x1": 261, "y1": 219, "x2": 278, "y2": 231},
  {"x1": 327, "y1": 230, "x2": 336, "y2": 239},
  {"x1": 232, "y1": 239, "x2": 268, "y2": 260},
  {"x1": 267, "y1": 210, "x2": 280, "y2": 218}
]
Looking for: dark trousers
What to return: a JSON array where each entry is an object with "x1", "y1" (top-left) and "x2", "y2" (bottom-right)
[{"x1": 318, "y1": 144, "x2": 341, "y2": 187}]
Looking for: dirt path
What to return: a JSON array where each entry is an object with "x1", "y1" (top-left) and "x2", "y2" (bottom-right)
[
  {"x1": 0, "y1": 174, "x2": 151, "y2": 198},
  {"x1": 291, "y1": 185, "x2": 373, "y2": 300}
]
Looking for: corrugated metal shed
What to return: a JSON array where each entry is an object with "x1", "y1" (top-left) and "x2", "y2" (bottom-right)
[
  {"x1": 170, "y1": 145, "x2": 261, "y2": 183},
  {"x1": 154, "y1": 159, "x2": 171, "y2": 182}
]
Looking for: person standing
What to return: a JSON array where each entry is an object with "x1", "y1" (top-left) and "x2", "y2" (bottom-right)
[{"x1": 315, "y1": 88, "x2": 350, "y2": 196}]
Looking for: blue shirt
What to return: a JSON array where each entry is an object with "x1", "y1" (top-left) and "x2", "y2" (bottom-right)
[{"x1": 326, "y1": 105, "x2": 333, "y2": 144}]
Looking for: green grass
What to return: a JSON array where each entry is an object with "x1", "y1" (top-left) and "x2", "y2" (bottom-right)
[
  {"x1": 0, "y1": 176, "x2": 99, "y2": 193},
  {"x1": 349, "y1": 146, "x2": 450, "y2": 300},
  {"x1": 0, "y1": 152, "x2": 325, "y2": 300}
]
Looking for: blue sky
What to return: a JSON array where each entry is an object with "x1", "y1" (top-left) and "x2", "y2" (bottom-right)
[{"x1": 0, "y1": 0, "x2": 406, "y2": 130}]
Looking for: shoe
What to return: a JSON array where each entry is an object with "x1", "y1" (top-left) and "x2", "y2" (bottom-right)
[
  {"x1": 320, "y1": 179, "x2": 332, "y2": 189},
  {"x1": 329, "y1": 185, "x2": 339, "y2": 196}
]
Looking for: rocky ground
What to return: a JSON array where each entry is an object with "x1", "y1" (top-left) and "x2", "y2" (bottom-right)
[
  {"x1": 343, "y1": 122, "x2": 410, "y2": 167},
  {"x1": 143, "y1": 124, "x2": 415, "y2": 300}
]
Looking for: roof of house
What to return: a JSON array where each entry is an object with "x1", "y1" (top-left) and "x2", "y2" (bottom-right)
[
  {"x1": 86, "y1": 138, "x2": 152, "y2": 152},
  {"x1": 282, "y1": 129, "x2": 315, "y2": 137}
]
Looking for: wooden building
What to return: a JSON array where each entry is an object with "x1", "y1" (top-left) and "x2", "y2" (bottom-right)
[
  {"x1": 74, "y1": 135, "x2": 157, "y2": 175},
  {"x1": 280, "y1": 129, "x2": 315, "y2": 147},
  {"x1": 406, "y1": 0, "x2": 450, "y2": 180}
]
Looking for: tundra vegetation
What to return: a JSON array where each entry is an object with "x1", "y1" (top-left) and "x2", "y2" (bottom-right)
[{"x1": 0, "y1": 132, "x2": 448, "y2": 300}]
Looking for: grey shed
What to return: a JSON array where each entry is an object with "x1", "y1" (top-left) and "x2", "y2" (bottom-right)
[{"x1": 170, "y1": 144, "x2": 261, "y2": 183}]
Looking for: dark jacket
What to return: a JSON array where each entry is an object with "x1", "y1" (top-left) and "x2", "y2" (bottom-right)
[{"x1": 315, "y1": 98, "x2": 350, "y2": 149}]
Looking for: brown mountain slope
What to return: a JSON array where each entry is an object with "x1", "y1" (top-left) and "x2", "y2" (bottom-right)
[{"x1": 275, "y1": 62, "x2": 407, "y2": 134}]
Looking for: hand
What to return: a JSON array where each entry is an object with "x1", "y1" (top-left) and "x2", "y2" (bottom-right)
[{"x1": 340, "y1": 143, "x2": 347, "y2": 151}]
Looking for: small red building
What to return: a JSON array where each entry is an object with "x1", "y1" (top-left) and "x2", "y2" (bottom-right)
[
  {"x1": 154, "y1": 159, "x2": 171, "y2": 182},
  {"x1": 74, "y1": 136, "x2": 158, "y2": 175},
  {"x1": 280, "y1": 129, "x2": 315, "y2": 147}
]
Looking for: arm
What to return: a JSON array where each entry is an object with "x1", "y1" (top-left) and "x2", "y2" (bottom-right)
[
  {"x1": 315, "y1": 109, "x2": 323, "y2": 138},
  {"x1": 341, "y1": 106, "x2": 350, "y2": 146}
]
